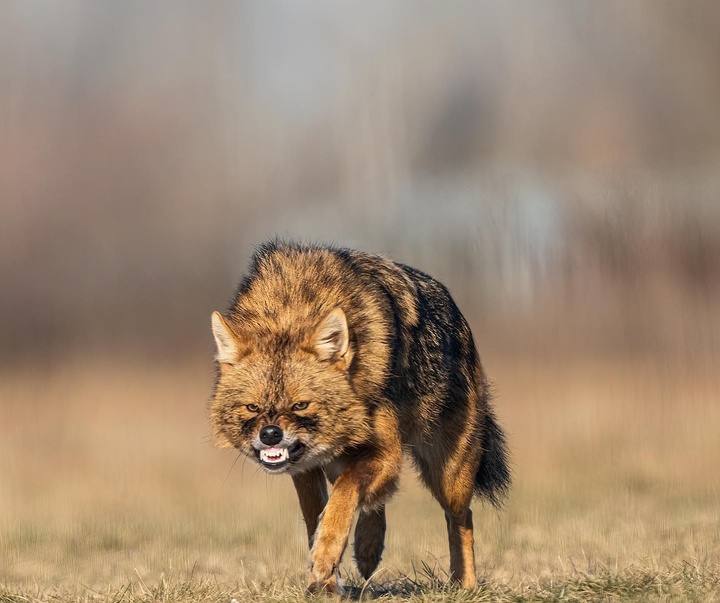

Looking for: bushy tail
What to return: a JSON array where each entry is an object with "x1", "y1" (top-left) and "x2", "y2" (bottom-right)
[{"x1": 474, "y1": 409, "x2": 511, "y2": 507}]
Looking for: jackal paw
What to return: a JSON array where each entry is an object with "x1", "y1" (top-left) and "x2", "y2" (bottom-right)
[
  {"x1": 354, "y1": 547, "x2": 382, "y2": 580},
  {"x1": 306, "y1": 566, "x2": 344, "y2": 596},
  {"x1": 449, "y1": 570, "x2": 478, "y2": 589}
]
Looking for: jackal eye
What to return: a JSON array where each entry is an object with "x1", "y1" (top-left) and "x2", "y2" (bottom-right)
[
  {"x1": 291, "y1": 401, "x2": 310, "y2": 412},
  {"x1": 245, "y1": 404, "x2": 260, "y2": 413}
]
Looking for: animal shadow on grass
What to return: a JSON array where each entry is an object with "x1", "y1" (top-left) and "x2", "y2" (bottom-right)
[{"x1": 342, "y1": 562, "x2": 481, "y2": 600}]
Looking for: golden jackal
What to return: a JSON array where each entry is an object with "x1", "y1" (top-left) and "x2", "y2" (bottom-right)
[{"x1": 210, "y1": 241, "x2": 510, "y2": 593}]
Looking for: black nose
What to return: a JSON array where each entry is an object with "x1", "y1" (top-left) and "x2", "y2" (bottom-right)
[{"x1": 259, "y1": 424, "x2": 283, "y2": 446}]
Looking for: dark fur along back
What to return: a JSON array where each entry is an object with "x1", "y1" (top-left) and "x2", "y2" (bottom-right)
[{"x1": 215, "y1": 239, "x2": 511, "y2": 505}]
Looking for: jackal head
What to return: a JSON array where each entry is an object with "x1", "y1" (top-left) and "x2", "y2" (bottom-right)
[{"x1": 209, "y1": 308, "x2": 371, "y2": 474}]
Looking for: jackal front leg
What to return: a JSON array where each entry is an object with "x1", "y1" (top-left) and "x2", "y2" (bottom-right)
[
  {"x1": 292, "y1": 467, "x2": 328, "y2": 549},
  {"x1": 307, "y1": 408, "x2": 401, "y2": 594}
]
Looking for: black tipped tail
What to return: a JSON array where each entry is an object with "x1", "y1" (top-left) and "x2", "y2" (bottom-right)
[{"x1": 474, "y1": 410, "x2": 511, "y2": 507}]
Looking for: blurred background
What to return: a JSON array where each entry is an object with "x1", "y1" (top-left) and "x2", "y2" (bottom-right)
[
  {"x1": 2, "y1": 0, "x2": 720, "y2": 363},
  {"x1": 1, "y1": 0, "x2": 719, "y2": 591}
]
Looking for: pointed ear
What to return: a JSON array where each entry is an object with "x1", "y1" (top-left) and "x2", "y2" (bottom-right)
[
  {"x1": 211, "y1": 311, "x2": 239, "y2": 364},
  {"x1": 313, "y1": 307, "x2": 349, "y2": 362}
]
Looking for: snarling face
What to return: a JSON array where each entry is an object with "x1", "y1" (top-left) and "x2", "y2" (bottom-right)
[{"x1": 209, "y1": 308, "x2": 371, "y2": 475}]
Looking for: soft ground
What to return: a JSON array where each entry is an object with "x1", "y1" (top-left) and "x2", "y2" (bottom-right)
[{"x1": 1, "y1": 355, "x2": 719, "y2": 601}]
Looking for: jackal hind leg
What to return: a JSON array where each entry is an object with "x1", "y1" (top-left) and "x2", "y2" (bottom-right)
[
  {"x1": 414, "y1": 447, "x2": 478, "y2": 588},
  {"x1": 353, "y1": 505, "x2": 386, "y2": 580},
  {"x1": 444, "y1": 505, "x2": 476, "y2": 588}
]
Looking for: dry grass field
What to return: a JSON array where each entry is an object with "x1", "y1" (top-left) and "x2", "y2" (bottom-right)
[{"x1": 1, "y1": 353, "x2": 719, "y2": 602}]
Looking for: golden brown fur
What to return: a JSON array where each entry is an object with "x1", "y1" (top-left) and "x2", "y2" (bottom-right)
[{"x1": 209, "y1": 240, "x2": 510, "y2": 593}]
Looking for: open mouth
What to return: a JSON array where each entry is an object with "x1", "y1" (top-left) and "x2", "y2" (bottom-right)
[
  {"x1": 256, "y1": 442, "x2": 305, "y2": 471},
  {"x1": 259, "y1": 447, "x2": 289, "y2": 464}
]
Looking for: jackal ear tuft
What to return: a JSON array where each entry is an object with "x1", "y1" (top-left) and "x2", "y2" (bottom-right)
[
  {"x1": 313, "y1": 307, "x2": 349, "y2": 362},
  {"x1": 211, "y1": 311, "x2": 239, "y2": 364}
]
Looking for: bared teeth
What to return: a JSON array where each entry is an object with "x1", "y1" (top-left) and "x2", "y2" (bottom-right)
[{"x1": 260, "y1": 447, "x2": 289, "y2": 464}]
